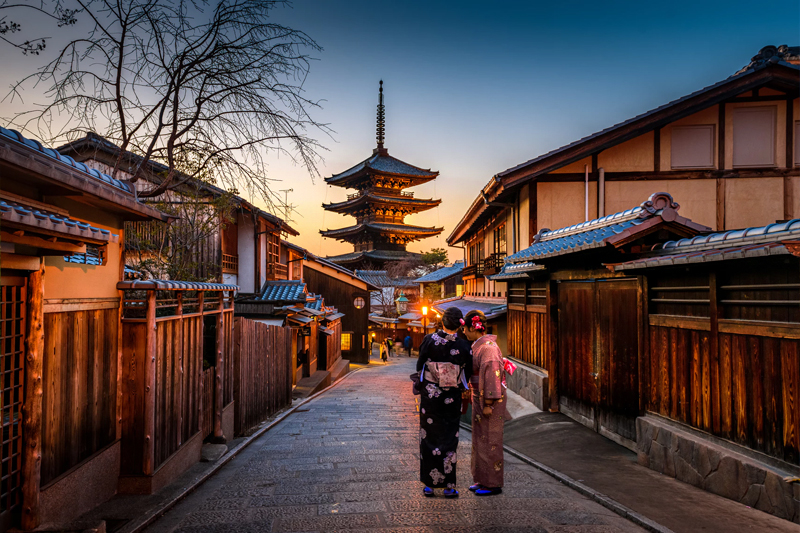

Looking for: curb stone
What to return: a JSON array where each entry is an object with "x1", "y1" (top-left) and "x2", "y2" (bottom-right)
[
  {"x1": 459, "y1": 422, "x2": 674, "y2": 533},
  {"x1": 118, "y1": 367, "x2": 365, "y2": 533}
]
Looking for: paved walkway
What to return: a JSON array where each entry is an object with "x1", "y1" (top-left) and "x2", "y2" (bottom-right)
[{"x1": 145, "y1": 357, "x2": 645, "y2": 533}]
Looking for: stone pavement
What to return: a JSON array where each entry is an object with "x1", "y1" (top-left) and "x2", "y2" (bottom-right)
[{"x1": 144, "y1": 357, "x2": 646, "y2": 533}]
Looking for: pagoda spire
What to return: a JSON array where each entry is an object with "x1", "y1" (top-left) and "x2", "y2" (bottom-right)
[{"x1": 376, "y1": 80, "x2": 385, "y2": 151}]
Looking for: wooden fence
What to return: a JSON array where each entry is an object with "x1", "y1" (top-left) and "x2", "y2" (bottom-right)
[
  {"x1": 233, "y1": 318, "x2": 292, "y2": 436},
  {"x1": 42, "y1": 308, "x2": 118, "y2": 486},
  {"x1": 508, "y1": 308, "x2": 549, "y2": 369},
  {"x1": 119, "y1": 286, "x2": 234, "y2": 477}
]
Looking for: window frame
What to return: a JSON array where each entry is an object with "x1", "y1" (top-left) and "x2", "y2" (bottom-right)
[{"x1": 670, "y1": 124, "x2": 716, "y2": 169}]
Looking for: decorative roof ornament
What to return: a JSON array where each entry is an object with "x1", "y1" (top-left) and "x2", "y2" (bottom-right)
[
  {"x1": 732, "y1": 45, "x2": 800, "y2": 76},
  {"x1": 376, "y1": 80, "x2": 386, "y2": 151}
]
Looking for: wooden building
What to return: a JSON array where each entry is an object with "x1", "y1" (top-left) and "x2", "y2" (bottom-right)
[
  {"x1": 322, "y1": 82, "x2": 443, "y2": 268},
  {"x1": 414, "y1": 260, "x2": 464, "y2": 300},
  {"x1": 491, "y1": 192, "x2": 800, "y2": 522},
  {"x1": 0, "y1": 127, "x2": 170, "y2": 529},
  {"x1": 449, "y1": 45, "x2": 800, "y2": 303},
  {"x1": 283, "y1": 241, "x2": 376, "y2": 365},
  {"x1": 57, "y1": 132, "x2": 300, "y2": 288}
]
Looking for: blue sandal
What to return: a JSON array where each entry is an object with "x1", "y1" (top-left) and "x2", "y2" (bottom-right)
[
  {"x1": 469, "y1": 483, "x2": 483, "y2": 492},
  {"x1": 475, "y1": 487, "x2": 502, "y2": 496},
  {"x1": 443, "y1": 488, "x2": 459, "y2": 498},
  {"x1": 423, "y1": 486, "x2": 434, "y2": 497}
]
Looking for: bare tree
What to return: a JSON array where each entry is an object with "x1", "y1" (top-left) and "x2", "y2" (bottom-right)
[
  {"x1": 0, "y1": 0, "x2": 78, "y2": 54},
  {"x1": 4, "y1": 0, "x2": 326, "y2": 207}
]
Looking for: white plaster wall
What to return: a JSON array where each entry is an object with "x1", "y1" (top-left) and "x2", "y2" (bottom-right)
[{"x1": 237, "y1": 212, "x2": 255, "y2": 293}]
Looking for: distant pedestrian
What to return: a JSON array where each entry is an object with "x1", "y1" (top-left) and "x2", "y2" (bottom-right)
[
  {"x1": 385, "y1": 337, "x2": 394, "y2": 358},
  {"x1": 416, "y1": 307, "x2": 471, "y2": 498},
  {"x1": 380, "y1": 342, "x2": 388, "y2": 364},
  {"x1": 463, "y1": 310, "x2": 506, "y2": 496},
  {"x1": 404, "y1": 334, "x2": 413, "y2": 357}
]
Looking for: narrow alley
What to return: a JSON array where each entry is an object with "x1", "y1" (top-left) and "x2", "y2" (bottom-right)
[{"x1": 143, "y1": 358, "x2": 645, "y2": 533}]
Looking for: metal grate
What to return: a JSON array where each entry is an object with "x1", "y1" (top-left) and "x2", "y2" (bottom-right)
[{"x1": 0, "y1": 282, "x2": 25, "y2": 521}]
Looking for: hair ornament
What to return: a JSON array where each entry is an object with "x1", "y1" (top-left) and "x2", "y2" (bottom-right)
[
  {"x1": 471, "y1": 315, "x2": 484, "y2": 330},
  {"x1": 459, "y1": 318, "x2": 465, "y2": 325}
]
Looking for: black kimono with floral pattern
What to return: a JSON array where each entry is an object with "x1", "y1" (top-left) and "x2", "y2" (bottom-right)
[{"x1": 416, "y1": 330, "x2": 472, "y2": 488}]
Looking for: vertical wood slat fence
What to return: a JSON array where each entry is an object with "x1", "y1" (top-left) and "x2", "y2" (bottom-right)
[
  {"x1": 118, "y1": 283, "x2": 234, "y2": 477},
  {"x1": 233, "y1": 318, "x2": 292, "y2": 436}
]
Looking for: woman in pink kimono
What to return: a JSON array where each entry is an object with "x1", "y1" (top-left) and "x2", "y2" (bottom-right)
[{"x1": 463, "y1": 310, "x2": 505, "y2": 496}]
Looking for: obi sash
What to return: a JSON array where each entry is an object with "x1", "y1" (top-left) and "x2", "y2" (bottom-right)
[{"x1": 424, "y1": 362, "x2": 464, "y2": 388}]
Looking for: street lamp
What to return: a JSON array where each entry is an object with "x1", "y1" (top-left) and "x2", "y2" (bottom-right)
[{"x1": 421, "y1": 305, "x2": 428, "y2": 333}]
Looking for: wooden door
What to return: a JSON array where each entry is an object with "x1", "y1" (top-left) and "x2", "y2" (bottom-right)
[
  {"x1": 557, "y1": 281, "x2": 597, "y2": 422},
  {"x1": 596, "y1": 279, "x2": 640, "y2": 442},
  {"x1": 0, "y1": 279, "x2": 25, "y2": 531},
  {"x1": 557, "y1": 278, "x2": 640, "y2": 442}
]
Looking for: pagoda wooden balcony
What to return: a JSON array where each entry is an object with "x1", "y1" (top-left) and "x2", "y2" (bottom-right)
[{"x1": 482, "y1": 253, "x2": 506, "y2": 276}]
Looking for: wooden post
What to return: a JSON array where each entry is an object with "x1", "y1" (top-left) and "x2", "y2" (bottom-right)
[
  {"x1": 637, "y1": 275, "x2": 650, "y2": 413},
  {"x1": 786, "y1": 97, "x2": 794, "y2": 221},
  {"x1": 214, "y1": 293, "x2": 224, "y2": 440},
  {"x1": 197, "y1": 291, "x2": 204, "y2": 435},
  {"x1": 716, "y1": 103, "x2": 726, "y2": 231},
  {"x1": 709, "y1": 272, "x2": 721, "y2": 434},
  {"x1": 143, "y1": 290, "x2": 157, "y2": 476},
  {"x1": 21, "y1": 264, "x2": 44, "y2": 531},
  {"x1": 547, "y1": 279, "x2": 559, "y2": 412},
  {"x1": 176, "y1": 290, "x2": 184, "y2": 448}
]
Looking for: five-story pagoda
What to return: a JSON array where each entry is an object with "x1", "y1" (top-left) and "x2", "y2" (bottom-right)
[{"x1": 322, "y1": 81, "x2": 443, "y2": 268}]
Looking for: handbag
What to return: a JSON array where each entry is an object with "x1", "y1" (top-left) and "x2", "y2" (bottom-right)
[{"x1": 410, "y1": 372, "x2": 421, "y2": 395}]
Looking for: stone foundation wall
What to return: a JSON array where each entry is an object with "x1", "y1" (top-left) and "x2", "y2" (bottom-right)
[
  {"x1": 637, "y1": 414, "x2": 800, "y2": 524},
  {"x1": 505, "y1": 361, "x2": 549, "y2": 411}
]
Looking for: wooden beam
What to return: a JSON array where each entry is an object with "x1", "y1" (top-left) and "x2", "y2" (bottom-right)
[
  {"x1": 21, "y1": 265, "x2": 44, "y2": 531},
  {"x1": 716, "y1": 178, "x2": 726, "y2": 231},
  {"x1": 214, "y1": 295, "x2": 224, "y2": 441},
  {"x1": 0, "y1": 253, "x2": 40, "y2": 271},
  {"x1": 143, "y1": 290, "x2": 156, "y2": 476},
  {"x1": 0, "y1": 231, "x2": 86, "y2": 254},
  {"x1": 717, "y1": 103, "x2": 726, "y2": 231},
  {"x1": 654, "y1": 128, "x2": 661, "y2": 172},
  {"x1": 535, "y1": 167, "x2": 799, "y2": 183},
  {"x1": 786, "y1": 97, "x2": 794, "y2": 221},
  {"x1": 724, "y1": 95, "x2": 789, "y2": 103},
  {"x1": 709, "y1": 272, "x2": 721, "y2": 434},
  {"x1": 546, "y1": 279, "x2": 559, "y2": 412}
]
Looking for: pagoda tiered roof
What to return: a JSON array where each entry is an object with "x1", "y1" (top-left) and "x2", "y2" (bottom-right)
[
  {"x1": 322, "y1": 190, "x2": 441, "y2": 214},
  {"x1": 320, "y1": 221, "x2": 443, "y2": 242},
  {"x1": 324, "y1": 149, "x2": 438, "y2": 189}
]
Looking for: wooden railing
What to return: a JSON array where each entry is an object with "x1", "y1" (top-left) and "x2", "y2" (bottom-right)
[
  {"x1": 222, "y1": 253, "x2": 238, "y2": 274},
  {"x1": 462, "y1": 262, "x2": 484, "y2": 278},
  {"x1": 483, "y1": 253, "x2": 506, "y2": 275},
  {"x1": 266, "y1": 262, "x2": 289, "y2": 280}
]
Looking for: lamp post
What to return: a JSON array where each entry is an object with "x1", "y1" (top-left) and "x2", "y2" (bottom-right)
[{"x1": 422, "y1": 305, "x2": 428, "y2": 334}]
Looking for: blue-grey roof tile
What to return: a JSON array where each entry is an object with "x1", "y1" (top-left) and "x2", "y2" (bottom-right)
[{"x1": 259, "y1": 280, "x2": 307, "y2": 303}]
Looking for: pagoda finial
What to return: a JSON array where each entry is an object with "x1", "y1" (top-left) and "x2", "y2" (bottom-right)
[{"x1": 376, "y1": 80, "x2": 385, "y2": 151}]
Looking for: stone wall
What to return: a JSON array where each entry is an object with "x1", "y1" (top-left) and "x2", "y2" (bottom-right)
[
  {"x1": 505, "y1": 362, "x2": 549, "y2": 411},
  {"x1": 637, "y1": 414, "x2": 800, "y2": 524}
]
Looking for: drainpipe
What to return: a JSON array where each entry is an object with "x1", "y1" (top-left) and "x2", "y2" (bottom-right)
[
  {"x1": 598, "y1": 167, "x2": 605, "y2": 218},
  {"x1": 584, "y1": 164, "x2": 589, "y2": 221}
]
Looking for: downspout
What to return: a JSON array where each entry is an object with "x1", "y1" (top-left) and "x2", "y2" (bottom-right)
[
  {"x1": 584, "y1": 164, "x2": 589, "y2": 221},
  {"x1": 598, "y1": 168, "x2": 605, "y2": 218}
]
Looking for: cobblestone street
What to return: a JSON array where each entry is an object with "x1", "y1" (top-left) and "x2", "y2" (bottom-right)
[{"x1": 144, "y1": 358, "x2": 646, "y2": 533}]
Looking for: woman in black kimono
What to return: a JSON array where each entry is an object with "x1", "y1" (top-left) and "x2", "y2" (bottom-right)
[{"x1": 416, "y1": 307, "x2": 472, "y2": 497}]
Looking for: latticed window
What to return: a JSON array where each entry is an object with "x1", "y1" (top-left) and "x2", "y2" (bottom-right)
[
  {"x1": 341, "y1": 332, "x2": 352, "y2": 351},
  {"x1": 64, "y1": 244, "x2": 106, "y2": 266},
  {"x1": 494, "y1": 224, "x2": 506, "y2": 255},
  {"x1": 267, "y1": 233, "x2": 279, "y2": 265}
]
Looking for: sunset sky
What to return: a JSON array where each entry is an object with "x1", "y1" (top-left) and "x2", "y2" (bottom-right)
[{"x1": 3, "y1": 0, "x2": 798, "y2": 262}]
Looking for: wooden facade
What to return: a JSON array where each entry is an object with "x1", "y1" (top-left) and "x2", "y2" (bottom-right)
[
  {"x1": 118, "y1": 284, "x2": 235, "y2": 489},
  {"x1": 233, "y1": 318, "x2": 293, "y2": 436}
]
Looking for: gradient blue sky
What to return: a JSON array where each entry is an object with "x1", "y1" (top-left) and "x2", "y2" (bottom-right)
[{"x1": 3, "y1": 1, "x2": 799, "y2": 259}]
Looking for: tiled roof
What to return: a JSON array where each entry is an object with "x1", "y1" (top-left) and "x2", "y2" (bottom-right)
[
  {"x1": 281, "y1": 239, "x2": 378, "y2": 289},
  {"x1": 612, "y1": 218, "x2": 800, "y2": 271},
  {"x1": 321, "y1": 222, "x2": 443, "y2": 238},
  {"x1": 504, "y1": 193, "x2": 707, "y2": 264},
  {"x1": 1, "y1": 199, "x2": 119, "y2": 244},
  {"x1": 354, "y1": 270, "x2": 418, "y2": 289},
  {"x1": 117, "y1": 280, "x2": 237, "y2": 291},
  {"x1": 323, "y1": 192, "x2": 440, "y2": 212},
  {"x1": 1, "y1": 128, "x2": 134, "y2": 194},
  {"x1": 487, "y1": 262, "x2": 544, "y2": 280},
  {"x1": 369, "y1": 315, "x2": 400, "y2": 325},
  {"x1": 432, "y1": 297, "x2": 507, "y2": 320},
  {"x1": 258, "y1": 280, "x2": 307, "y2": 303},
  {"x1": 414, "y1": 261, "x2": 464, "y2": 283},
  {"x1": 326, "y1": 151, "x2": 438, "y2": 184},
  {"x1": 326, "y1": 249, "x2": 422, "y2": 265}
]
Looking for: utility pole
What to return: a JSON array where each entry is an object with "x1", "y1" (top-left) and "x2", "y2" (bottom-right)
[{"x1": 278, "y1": 189, "x2": 294, "y2": 223}]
